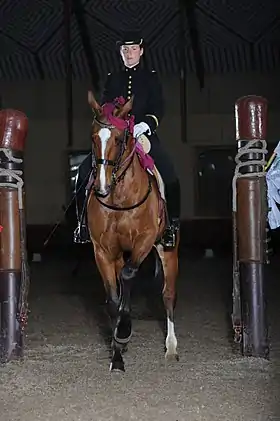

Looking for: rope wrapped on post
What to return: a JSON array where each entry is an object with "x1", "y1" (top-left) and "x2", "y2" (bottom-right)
[
  {"x1": 0, "y1": 148, "x2": 24, "y2": 208},
  {"x1": 232, "y1": 139, "x2": 268, "y2": 212}
]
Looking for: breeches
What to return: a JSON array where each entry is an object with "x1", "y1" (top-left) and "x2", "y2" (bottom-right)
[
  {"x1": 148, "y1": 136, "x2": 178, "y2": 185},
  {"x1": 75, "y1": 152, "x2": 92, "y2": 193}
]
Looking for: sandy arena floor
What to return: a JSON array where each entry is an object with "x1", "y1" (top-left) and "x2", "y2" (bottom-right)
[{"x1": 0, "y1": 249, "x2": 279, "y2": 421}]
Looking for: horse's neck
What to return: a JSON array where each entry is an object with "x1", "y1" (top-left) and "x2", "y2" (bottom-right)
[
  {"x1": 128, "y1": 152, "x2": 144, "y2": 182},
  {"x1": 114, "y1": 150, "x2": 144, "y2": 194}
]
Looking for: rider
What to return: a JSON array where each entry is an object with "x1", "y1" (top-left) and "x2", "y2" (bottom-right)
[{"x1": 74, "y1": 30, "x2": 181, "y2": 250}]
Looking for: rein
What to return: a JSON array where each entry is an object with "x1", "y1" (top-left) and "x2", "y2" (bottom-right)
[
  {"x1": 95, "y1": 175, "x2": 152, "y2": 211},
  {"x1": 92, "y1": 109, "x2": 152, "y2": 211}
]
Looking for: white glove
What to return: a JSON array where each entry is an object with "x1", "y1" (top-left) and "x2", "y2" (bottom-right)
[{"x1": 133, "y1": 122, "x2": 151, "y2": 138}]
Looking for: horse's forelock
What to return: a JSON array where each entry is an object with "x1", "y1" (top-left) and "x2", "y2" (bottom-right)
[{"x1": 99, "y1": 101, "x2": 131, "y2": 132}]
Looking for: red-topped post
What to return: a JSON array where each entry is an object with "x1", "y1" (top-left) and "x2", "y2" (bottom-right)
[
  {"x1": 0, "y1": 109, "x2": 30, "y2": 363},
  {"x1": 232, "y1": 95, "x2": 269, "y2": 358}
]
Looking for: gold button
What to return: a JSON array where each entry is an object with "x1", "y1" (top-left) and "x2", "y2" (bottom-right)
[
  {"x1": 127, "y1": 96, "x2": 131, "y2": 99},
  {"x1": 128, "y1": 90, "x2": 131, "y2": 94},
  {"x1": 129, "y1": 75, "x2": 132, "y2": 79}
]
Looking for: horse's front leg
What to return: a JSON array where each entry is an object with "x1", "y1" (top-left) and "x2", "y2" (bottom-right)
[
  {"x1": 114, "y1": 233, "x2": 156, "y2": 345},
  {"x1": 114, "y1": 257, "x2": 138, "y2": 345},
  {"x1": 94, "y1": 246, "x2": 125, "y2": 372}
]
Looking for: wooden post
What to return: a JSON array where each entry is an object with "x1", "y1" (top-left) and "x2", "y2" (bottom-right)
[
  {"x1": 232, "y1": 95, "x2": 269, "y2": 358},
  {"x1": 0, "y1": 109, "x2": 29, "y2": 363}
]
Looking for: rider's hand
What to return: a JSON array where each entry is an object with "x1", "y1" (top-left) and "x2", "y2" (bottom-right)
[{"x1": 133, "y1": 122, "x2": 151, "y2": 138}]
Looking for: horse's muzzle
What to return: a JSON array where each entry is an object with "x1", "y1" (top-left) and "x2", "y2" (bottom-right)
[{"x1": 94, "y1": 185, "x2": 111, "y2": 198}]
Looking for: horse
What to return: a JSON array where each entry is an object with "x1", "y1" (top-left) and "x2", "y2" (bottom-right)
[{"x1": 86, "y1": 91, "x2": 180, "y2": 372}]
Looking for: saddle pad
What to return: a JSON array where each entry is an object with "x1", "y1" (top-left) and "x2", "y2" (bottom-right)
[
  {"x1": 149, "y1": 166, "x2": 166, "y2": 202},
  {"x1": 136, "y1": 136, "x2": 166, "y2": 202}
]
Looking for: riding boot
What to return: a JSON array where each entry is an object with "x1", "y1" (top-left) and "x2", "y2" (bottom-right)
[
  {"x1": 161, "y1": 179, "x2": 181, "y2": 250},
  {"x1": 73, "y1": 155, "x2": 92, "y2": 244}
]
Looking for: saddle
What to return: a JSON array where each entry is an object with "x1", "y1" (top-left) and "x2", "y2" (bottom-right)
[{"x1": 136, "y1": 134, "x2": 166, "y2": 202}]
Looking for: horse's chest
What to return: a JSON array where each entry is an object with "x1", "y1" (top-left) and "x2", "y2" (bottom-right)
[
  {"x1": 115, "y1": 218, "x2": 138, "y2": 248},
  {"x1": 97, "y1": 216, "x2": 135, "y2": 246}
]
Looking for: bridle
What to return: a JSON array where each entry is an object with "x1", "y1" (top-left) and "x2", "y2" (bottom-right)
[
  {"x1": 91, "y1": 113, "x2": 152, "y2": 211},
  {"x1": 92, "y1": 115, "x2": 135, "y2": 187}
]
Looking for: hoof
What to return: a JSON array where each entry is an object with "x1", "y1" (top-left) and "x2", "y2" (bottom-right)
[
  {"x1": 165, "y1": 351, "x2": 179, "y2": 362},
  {"x1": 109, "y1": 360, "x2": 125, "y2": 373},
  {"x1": 121, "y1": 343, "x2": 128, "y2": 354},
  {"x1": 110, "y1": 348, "x2": 125, "y2": 372}
]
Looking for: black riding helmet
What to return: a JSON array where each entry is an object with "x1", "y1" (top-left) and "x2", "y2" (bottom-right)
[{"x1": 116, "y1": 30, "x2": 144, "y2": 48}]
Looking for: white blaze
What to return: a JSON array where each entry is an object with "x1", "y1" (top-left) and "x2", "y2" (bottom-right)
[{"x1": 98, "y1": 128, "x2": 111, "y2": 192}]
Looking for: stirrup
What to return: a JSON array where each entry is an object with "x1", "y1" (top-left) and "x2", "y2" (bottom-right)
[
  {"x1": 161, "y1": 218, "x2": 180, "y2": 251},
  {"x1": 161, "y1": 227, "x2": 176, "y2": 250},
  {"x1": 73, "y1": 223, "x2": 91, "y2": 244}
]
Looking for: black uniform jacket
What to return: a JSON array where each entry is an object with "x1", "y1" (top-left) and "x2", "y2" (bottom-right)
[{"x1": 101, "y1": 64, "x2": 164, "y2": 135}]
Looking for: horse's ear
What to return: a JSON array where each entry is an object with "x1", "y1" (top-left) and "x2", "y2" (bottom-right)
[
  {"x1": 115, "y1": 96, "x2": 134, "y2": 119},
  {"x1": 88, "y1": 90, "x2": 102, "y2": 113}
]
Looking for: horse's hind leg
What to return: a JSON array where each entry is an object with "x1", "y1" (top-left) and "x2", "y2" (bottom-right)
[
  {"x1": 94, "y1": 247, "x2": 125, "y2": 372},
  {"x1": 156, "y1": 244, "x2": 179, "y2": 361}
]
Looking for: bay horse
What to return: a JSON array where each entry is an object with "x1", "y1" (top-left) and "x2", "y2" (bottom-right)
[{"x1": 86, "y1": 91, "x2": 180, "y2": 372}]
